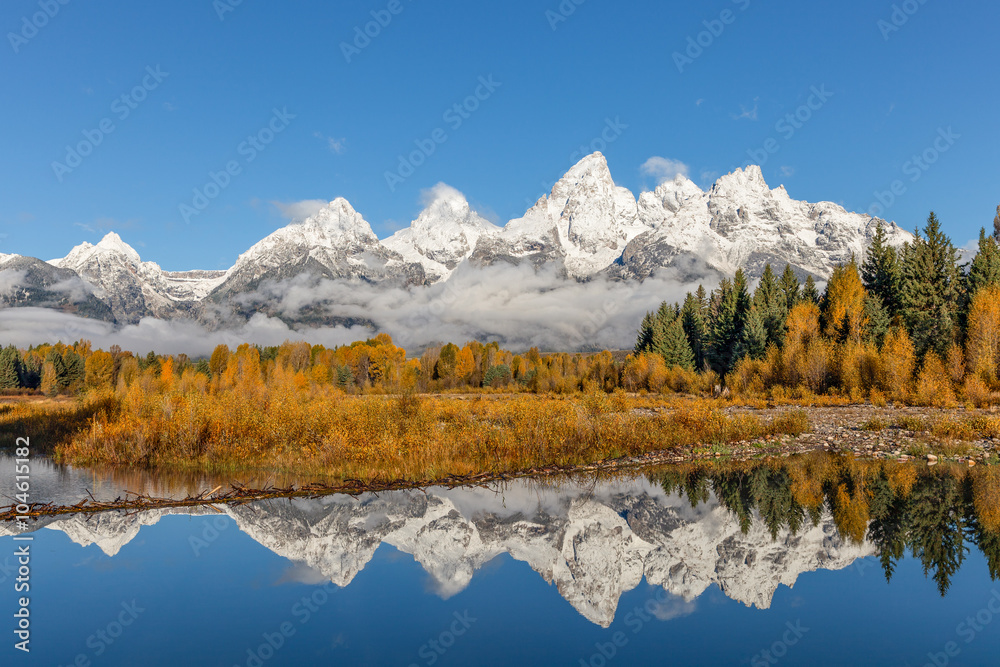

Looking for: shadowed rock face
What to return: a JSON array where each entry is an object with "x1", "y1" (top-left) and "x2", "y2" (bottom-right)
[
  {"x1": 5, "y1": 479, "x2": 872, "y2": 627},
  {"x1": 0, "y1": 256, "x2": 115, "y2": 321}
]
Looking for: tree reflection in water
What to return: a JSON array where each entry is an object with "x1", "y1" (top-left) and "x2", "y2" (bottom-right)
[{"x1": 653, "y1": 455, "x2": 1000, "y2": 596}]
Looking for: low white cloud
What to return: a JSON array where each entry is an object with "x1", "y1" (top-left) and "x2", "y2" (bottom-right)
[
  {"x1": 271, "y1": 199, "x2": 329, "y2": 223},
  {"x1": 274, "y1": 563, "x2": 330, "y2": 586},
  {"x1": 0, "y1": 263, "x2": 717, "y2": 355},
  {"x1": 649, "y1": 594, "x2": 698, "y2": 621},
  {"x1": 641, "y1": 157, "x2": 691, "y2": 186},
  {"x1": 49, "y1": 275, "x2": 103, "y2": 301},
  {"x1": 228, "y1": 262, "x2": 712, "y2": 352},
  {"x1": 419, "y1": 182, "x2": 467, "y2": 207},
  {"x1": 0, "y1": 309, "x2": 364, "y2": 356},
  {"x1": 0, "y1": 269, "x2": 28, "y2": 296}
]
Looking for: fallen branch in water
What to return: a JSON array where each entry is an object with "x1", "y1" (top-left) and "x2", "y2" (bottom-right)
[{"x1": 0, "y1": 443, "x2": 761, "y2": 521}]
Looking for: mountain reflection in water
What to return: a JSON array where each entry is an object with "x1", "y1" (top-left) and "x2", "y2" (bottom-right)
[{"x1": 4, "y1": 453, "x2": 998, "y2": 629}]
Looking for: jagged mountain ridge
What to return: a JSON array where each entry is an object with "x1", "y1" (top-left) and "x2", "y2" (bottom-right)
[
  {"x1": 49, "y1": 232, "x2": 226, "y2": 324},
  {"x1": 2, "y1": 481, "x2": 873, "y2": 627},
  {"x1": 3, "y1": 154, "x2": 911, "y2": 325}
]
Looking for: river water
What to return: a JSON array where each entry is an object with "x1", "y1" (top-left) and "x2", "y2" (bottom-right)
[{"x1": 0, "y1": 454, "x2": 998, "y2": 666}]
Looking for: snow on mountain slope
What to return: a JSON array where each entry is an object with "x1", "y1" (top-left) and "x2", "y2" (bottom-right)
[
  {"x1": 49, "y1": 232, "x2": 226, "y2": 323},
  {"x1": 471, "y1": 153, "x2": 652, "y2": 277},
  {"x1": 209, "y1": 198, "x2": 426, "y2": 300},
  {"x1": 382, "y1": 183, "x2": 500, "y2": 282},
  {"x1": 0, "y1": 253, "x2": 20, "y2": 267},
  {"x1": 614, "y1": 165, "x2": 912, "y2": 281}
]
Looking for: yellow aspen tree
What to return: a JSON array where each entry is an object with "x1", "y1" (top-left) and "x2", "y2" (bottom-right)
[
  {"x1": 455, "y1": 346, "x2": 476, "y2": 384},
  {"x1": 966, "y1": 284, "x2": 1000, "y2": 387},
  {"x1": 85, "y1": 350, "x2": 115, "y2": 389},
  {"x1": 822, "y1": 260, "x2": 868, "y2": 342},
  {"x1": 881, "y1": 327, "x2": 915, "y2": 400}
]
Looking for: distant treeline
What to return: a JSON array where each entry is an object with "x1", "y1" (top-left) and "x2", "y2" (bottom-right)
[
  {"x1": 0, "y1": 333, "x2": 625, "y2": 396},
  {"x1": 633, "y1": 212, "x2": 1000, "y2": 405}
]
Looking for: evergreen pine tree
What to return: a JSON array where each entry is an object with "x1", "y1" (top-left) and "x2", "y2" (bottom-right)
[
  {"x1": 44, "y1": 350, "x2": 68, "y2": 388},
  {"x1": 966, "y1": 228, "x2": 1000, "y2": 297},
  {"x1": 993, "y1": 204, "x2": 1000, "y2": 241},
  {"x1": 0, "y1": 346, "x2": 21, "y2": 389},
  {"x1": 754, "y1": 264, "x2": 788, "y2": 348},
  {"x1": 707, "y1": 278, "x2": 737, "y2": 375},
  {"x1": 19, "y1": 354, "x2": 41, "y2": 389},
  {"x1": 681, "y1": 292, "x2": 708, "y2": 369},
  {"x1": 734, "y1": 269, "x2": 752, "y2": 320},
  {"x1": 660, "y1": 312, "x2": 696, "y2": 370},
  {"x1": 863, "y1": 293, "x2": 891, "y2": 348},
  {"x1": 862, "y1": 221, "x2": 902, "y2": 318},
  {"x1": 736, "y1": 307, "x2": 768, "y2": 361},
  {"x1": 900, "y1": 212, "x2": 963, "y2": 358},
  {"x1": 801, "y1": 275, "x2": 820, "y2": 305},
  {"x1": 695, "y1": 284, "x2": 709, "y2": 314},
  {"x1": 779, "y1": 264, "x2": 800, "y2": 311},
  {"x1": 707, "y1": 271, "x2": 751, "y2": 375},
  {"x1": 63, "y1": 349, "x2": 85, "y2": 388},
  {"x1": 648, "y1": 314, "x2": 669, "y2": 359},
  {"x1": 635, "y1": 312, "x2": 656, "y2": 353}
]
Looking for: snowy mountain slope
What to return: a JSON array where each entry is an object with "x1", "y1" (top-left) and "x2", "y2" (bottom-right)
[
  {"x1": 470, "y1": 153, "x2": 652, "y2": 277},
  {"x1": 382, "y1": 184, "x2": 500, "y2": 282},
  {"x1": 206, "y1": 198, "x2": 427, "y2": 303},
  {"x1": 0, "y1": 255, "x2": 115, "y2": 321},
  {"x1": 49, "y1": 232, "x2": 226, "y2": 323},
  {"x1": 611, "y1": 165, "x2": 912, "y2": 281}
]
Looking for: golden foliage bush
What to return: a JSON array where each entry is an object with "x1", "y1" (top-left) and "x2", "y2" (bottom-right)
[
  {"x1": 914, "y1": 353, "x2": 956, "y2": 408},
  {"x1": 50, "y1": 375, "x2": 809, "y2": 481},
  {"x1": 881, "y1": 328, "x2": 915, "y2": 401}
]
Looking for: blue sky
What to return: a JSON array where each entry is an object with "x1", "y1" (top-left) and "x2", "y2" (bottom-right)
[{"x1": 2, "y1": 0, "x2": 997, "y2": 271}]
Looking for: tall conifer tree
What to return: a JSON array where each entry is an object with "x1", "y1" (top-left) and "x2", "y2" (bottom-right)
[
  {"x1": 862, "y1": 221, "x2": 902, "y2": 318},
  {"x1": 900, "y1": 212, "x2": 963, "y2": 358}
]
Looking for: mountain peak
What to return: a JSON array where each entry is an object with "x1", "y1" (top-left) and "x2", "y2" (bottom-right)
[
  {"x1": 95, "y1": 232, "x2": 140, "y2": 259},
  {"x1": 302, "y1": 198, "x2": 376, "y2": 239},
  {"x1": 714, "y1": 165, "x2": 769, "y2": 191},
  {"x1": 52, "y1": 232, "x2": 142, "y2": 270},
  {"x1": 563, "y1": 152, "x2": 612, "y2": 182},
  {"x1": 384, "y1": 184, "x2": 499, "y2": 281}
]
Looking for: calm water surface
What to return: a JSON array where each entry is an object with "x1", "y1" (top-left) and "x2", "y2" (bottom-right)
[{"x1": 1, "y1": 454, "x2": 998, "y2": 666}]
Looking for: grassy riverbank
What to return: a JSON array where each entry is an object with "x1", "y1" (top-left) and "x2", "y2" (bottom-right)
[{"x1": 1, "y1": 391, "x2": 809, "y2": 482}]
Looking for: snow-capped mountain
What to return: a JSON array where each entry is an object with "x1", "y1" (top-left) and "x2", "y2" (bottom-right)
[
  {"x1": 7, "y1": 480, "x2": 873, "y2": 627},
  {"x1": 208, "y1": 198, "x2": 427, "y2": 304},
  {"x1": 383, "y1": 183, "x2": 500, "y2": 282},
  {"x1": 470, "y1": 153, "x2": 651, "y2": 277},
  {"x1": 3, "y1": 154, "x2": 913, "y2": 330},
  {"x1": 50, "y1": 232, "x2": 226, "y2": 324},
  {"x1": 611, "y1": 165, "x2": 911, "y2": 281}
]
